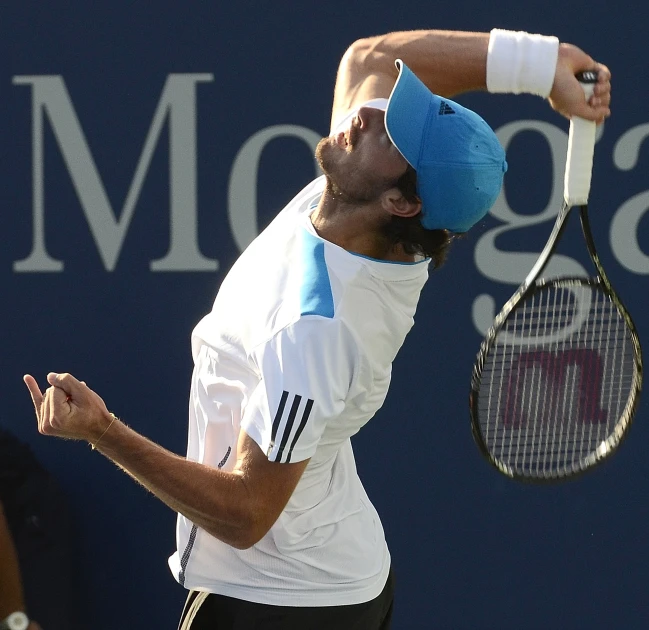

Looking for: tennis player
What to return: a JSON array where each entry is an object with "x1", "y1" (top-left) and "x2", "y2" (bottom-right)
[{"x1": 24, "y1": 28, "x2": 610, "y2": 629}]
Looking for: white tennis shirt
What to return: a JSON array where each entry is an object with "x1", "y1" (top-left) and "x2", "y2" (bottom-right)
[{"x1": 168, "y1": 100, "x2": 430, "y2": 606}]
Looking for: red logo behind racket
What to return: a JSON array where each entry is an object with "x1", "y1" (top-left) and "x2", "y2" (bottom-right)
[{"x1": 502, "y1": 349, "x2": 608, "y2": 427}]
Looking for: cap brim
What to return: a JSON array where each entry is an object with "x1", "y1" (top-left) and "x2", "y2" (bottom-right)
[
  {"x1": 385, "y1": 59, "x2": 437, "y2": 169},
  {"x1": 384, "y1": 59, "x2": 507, "y2": 232}
]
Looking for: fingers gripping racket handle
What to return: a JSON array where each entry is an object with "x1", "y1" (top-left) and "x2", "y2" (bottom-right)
[{"x1": 564, "y1": 71, "x2": 598, "y2": 206}]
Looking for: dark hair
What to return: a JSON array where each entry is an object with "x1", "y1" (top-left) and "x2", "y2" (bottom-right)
[{"x1": 381, "y1": 165, "x2": 461, "y2": 269}]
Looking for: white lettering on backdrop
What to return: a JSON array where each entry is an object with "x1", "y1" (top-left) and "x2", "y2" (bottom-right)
[
  {"x1": 11, "y1": 74, "x2": 649, "y2": 335},
  {"x1": 611, "y1": 123, "x2": 649, "y2": 275},
  {"x1": 13, "y1": 74, "x2": 216, "y2": 272}
]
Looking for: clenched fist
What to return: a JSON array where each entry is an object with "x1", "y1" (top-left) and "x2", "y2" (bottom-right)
[
  {"x1": 24, "y1": 373, "x2": 115, "y2": 447},
  {"x1": 549, "y1": 44, "x2": 611, "y2": 125}
]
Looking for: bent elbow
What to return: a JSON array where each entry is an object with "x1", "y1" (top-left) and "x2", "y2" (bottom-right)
[
  {"x1": 341, "y1": 36, "x2": 386, "y2": 74},
  {"x1": 237, "y1": 511, "x2": 275, "y2": 549},
  {"x1": 205, "y1": 509, "x2": 272, "y2": 551},
  {"x1": 225, "y1": 524, "x2": 270, "y2": 550},
  {"x1": 202, "y1": 523, "x2": 257, "y2": 550},
  {"x1": 227, "y1": 537, "x2": 255, "y2": 551}
]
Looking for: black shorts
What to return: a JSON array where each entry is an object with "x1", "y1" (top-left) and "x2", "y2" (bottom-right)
[{"x1": 178, "y1": 568, "x2": 394, "y2": 630}]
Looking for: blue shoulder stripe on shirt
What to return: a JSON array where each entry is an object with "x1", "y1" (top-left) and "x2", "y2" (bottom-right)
[{"x1": 299, "y1": 229, "x2": 334, "y2": 318}]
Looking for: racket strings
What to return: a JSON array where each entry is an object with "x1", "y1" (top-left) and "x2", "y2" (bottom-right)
[{"x1": 479, "y1": 282, "x2": 636, "y2": 477}]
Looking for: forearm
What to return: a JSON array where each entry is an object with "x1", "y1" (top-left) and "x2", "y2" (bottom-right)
[
  {"x1": 333, "y1": 27, "x2": 608, "y2": 128},
  {"x1": 351, "y1": 30, "x2": 489, "y2": 96},
  {"x1": 93, "y1": 419, "x2": 255, "y2": 549},
  {"x1": 331, "y1": 29, "x2": 490, "y2": 127},
  {"x1": 26, "y1": 372, "x2": 308, "y2": 551},
  {"x1": 0, "y1": 505, "x2": 26, "y2": 618}
]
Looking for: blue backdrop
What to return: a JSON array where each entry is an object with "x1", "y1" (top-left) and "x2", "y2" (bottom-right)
[{"x1": 2, "y1": 1, "x2": 648, "y2": 628}]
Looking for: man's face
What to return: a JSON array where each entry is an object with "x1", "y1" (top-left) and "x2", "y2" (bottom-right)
[{"x1": 316, "y1": 107, "x2": 410, "y2": 203}]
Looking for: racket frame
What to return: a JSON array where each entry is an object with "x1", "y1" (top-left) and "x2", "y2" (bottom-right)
[
  {"x1": 470, "y1": 72, "x2": 643, "y2": 481},
  {"x1": 469, "y1": 196, "x2": 643, "y2": 482}
]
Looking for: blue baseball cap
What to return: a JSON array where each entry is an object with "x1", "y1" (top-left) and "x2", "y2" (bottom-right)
[{"x1": 385, "y1": 60, "x2": 507, "y2": 232}]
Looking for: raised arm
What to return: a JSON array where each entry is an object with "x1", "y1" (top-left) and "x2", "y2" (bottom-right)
[
  {"x1": 332, "y1": 30, "x2": 488, "y2": 123},
  {"x1": 331, "y1": 29, "x2": 611, "y2": 130},
  {"x1": 23, "y1": 373, "x2": 308, "y2": 550}
]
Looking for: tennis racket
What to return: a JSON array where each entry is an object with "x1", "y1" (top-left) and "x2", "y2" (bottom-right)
[{"x1": 469, "y1": 72, "x2": 643, "y2": 482}]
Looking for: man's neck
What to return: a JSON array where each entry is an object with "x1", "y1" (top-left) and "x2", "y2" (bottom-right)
[{"x1": 310, "y1": 188, "x2": 415, "y2": 263}]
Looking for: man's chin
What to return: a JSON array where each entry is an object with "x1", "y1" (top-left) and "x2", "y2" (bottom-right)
[
  {"x1": 316, "y1": 140, "x2": 383, "y2": 205},
  {"x1": 316, "y1": 136, "x2": 339, "y2": 167}
]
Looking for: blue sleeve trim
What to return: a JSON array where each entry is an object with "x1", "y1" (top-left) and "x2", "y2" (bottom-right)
[{"x1": 299, "y1": 230, "x2": 335, "y2": 318}]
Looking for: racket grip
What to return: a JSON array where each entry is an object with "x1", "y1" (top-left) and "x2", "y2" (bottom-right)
[{"x1": 564, "y1": 71, "x2": 598, "y2": 206}]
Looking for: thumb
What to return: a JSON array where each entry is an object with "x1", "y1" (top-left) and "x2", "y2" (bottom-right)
[
  {"x1": 47, "y1": 372, "x2": 84, "y2": 398},
  {"x1": 571, "y1": 99, "x2": 599, "y2": 122},
  {"x1": 24, "y1": 374, "x2": 44, "y2": 415}
]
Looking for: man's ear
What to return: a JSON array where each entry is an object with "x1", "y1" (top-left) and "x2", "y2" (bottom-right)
[{"x1": 381, "y1": 187, "x2": 422, "y2": 219}]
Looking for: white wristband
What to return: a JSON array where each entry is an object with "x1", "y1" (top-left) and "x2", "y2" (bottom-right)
[{"x1": 486, "y1": 28, "x2": 560, "y2": 97}]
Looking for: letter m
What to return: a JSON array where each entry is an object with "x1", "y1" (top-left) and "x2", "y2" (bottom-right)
[{"x1": 13, "y1": 74, "x2": 217, "y2": 272}]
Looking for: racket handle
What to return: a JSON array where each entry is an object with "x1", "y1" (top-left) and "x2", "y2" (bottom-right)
[{"x1": 564, "y1": 71, "x2": 598, "y2": 206}]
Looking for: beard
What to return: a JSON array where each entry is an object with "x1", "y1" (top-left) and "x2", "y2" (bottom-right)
[{"x1": 315, "y1": 137, "x2": 393, "y2": 205}]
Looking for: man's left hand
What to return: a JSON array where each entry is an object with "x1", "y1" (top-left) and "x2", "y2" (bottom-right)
[{"x1": 24, "y1": 373, "x2": 113, "y2": 445}]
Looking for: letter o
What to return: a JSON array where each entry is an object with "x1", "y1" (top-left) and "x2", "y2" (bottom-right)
[{"x1": 228, "y1": 125, "x2": 322, "y2": 252}]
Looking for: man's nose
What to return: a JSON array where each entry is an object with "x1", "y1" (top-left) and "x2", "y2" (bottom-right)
[{"x1": 357, "y1": 106, "x2": 384, "y2": 131}]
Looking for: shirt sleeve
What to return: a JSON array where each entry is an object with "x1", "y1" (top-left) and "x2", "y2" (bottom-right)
[{"x1": 241, "y1": 317, "x2": 358, "y2": 464}]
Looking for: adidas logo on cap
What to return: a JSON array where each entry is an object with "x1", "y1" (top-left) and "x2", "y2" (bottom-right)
[{"x1": 438, "y1": 102, "x2": 455, "y2": 115}]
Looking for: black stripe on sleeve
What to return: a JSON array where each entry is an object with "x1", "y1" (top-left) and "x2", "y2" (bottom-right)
[
  {"x1": 275, "y1": 395, "x2": 302, "y2": 462},
  {"x1": 285, "y1": 398, "x2": 314, "y2": 463},
  {"x1": 268, "y1": 391, "x2": 289, "y2": 456}
]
